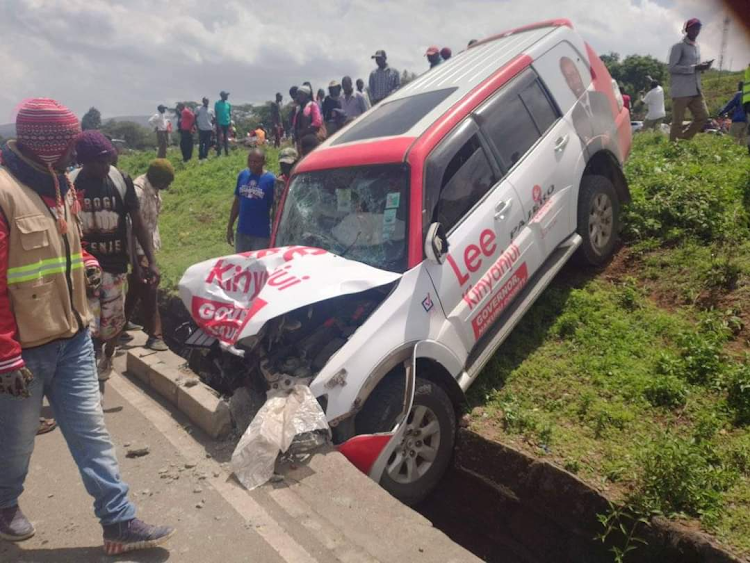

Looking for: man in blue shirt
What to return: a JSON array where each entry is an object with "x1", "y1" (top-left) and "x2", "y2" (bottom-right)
[
  {"x1": 226, "y1": 149, "x2": 276, "y2": 252},
  {"x1": 719, "y1": 82, "x2": 748, "y2": 146}
]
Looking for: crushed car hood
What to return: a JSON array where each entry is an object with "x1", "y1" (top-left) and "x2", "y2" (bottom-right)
[{"x1": 179, "y1": 246, "x2": 402, "y2": 347}]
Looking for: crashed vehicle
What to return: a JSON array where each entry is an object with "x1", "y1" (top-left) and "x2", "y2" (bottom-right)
[{"x1": 180, "y1": 19, "x2": 631, "y2": 505}]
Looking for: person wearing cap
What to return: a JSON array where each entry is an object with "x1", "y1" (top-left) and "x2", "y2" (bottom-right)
[
  {"x1": 356, "y1": 78, "x2": 372, "y2": 108},
  {"x1": 440, "y1": 47, "x2": 452, "y2": 62},
  {"x1": 274, "y1": 147, "x2": 298, "y2": 223},
  {"x1": 293, "y1": 85, "x2": 323, "y2": 154},
  {"x1": 71, "y1": 131, "x2": 159, "y2": 380},
  {"x1": 323, "y1": 80, "x2": 345, "y2": 135},
  {"x1": 0, "y1": 99, "x2": 174, "y2": 553},
  {"x1": 227, "y1": 149, "x2": 276, "y2": 252},
  {"x1": 214, "y1": 91, "x2": 232, "y2": 156},
  {"x1": 124, "y1": 159, "x2": 173, "y2": 352},
  {"x1": 148, "y1": 105, "x2": 170, "y2": 158},
  {"x1": 341, "y1": 76, "x2": 369, "y2": 123},
  {"x1": 668, "y1": 18, "x2": 711, "y2": 142},
  {"x1": 425, "y1": 46, "x2": 442, "y2": 69},
  {"x1": 368, "y1": 50, "x2": 400, "y2": 105}
]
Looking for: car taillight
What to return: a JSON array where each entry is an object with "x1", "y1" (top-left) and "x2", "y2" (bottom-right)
[{"x1": 611, "y1": 78, "x2": 624, "y2": 112}]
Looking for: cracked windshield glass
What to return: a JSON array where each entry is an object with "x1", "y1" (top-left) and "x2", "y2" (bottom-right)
[{"x1": 275, "y1": 164, "x2": 409, "y2": 273}]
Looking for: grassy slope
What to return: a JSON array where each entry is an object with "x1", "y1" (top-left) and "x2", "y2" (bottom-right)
[
  {"x1": 468, "y1": 133, "x2": 750, "y2": 556},
  {"x1": 117, "y1": 146, "x2": 280, "y2": 290}
]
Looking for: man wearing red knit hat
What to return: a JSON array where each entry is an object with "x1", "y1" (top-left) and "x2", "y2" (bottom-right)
[
  {"x1": 0, "y1": 99, "x2": 174, "y2": 554},
  {"x1": 668, "y1": 18, "x2": 712, "y2": 141}
]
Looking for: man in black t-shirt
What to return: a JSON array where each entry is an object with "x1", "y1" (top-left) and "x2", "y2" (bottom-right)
[{"x1": 73, "y1": 132, "x2": 159, "y2": 383}]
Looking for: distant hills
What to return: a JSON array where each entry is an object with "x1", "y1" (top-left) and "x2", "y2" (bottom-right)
[{"x1": 0, "y1": 115, "x2": 157, "y2": 139}]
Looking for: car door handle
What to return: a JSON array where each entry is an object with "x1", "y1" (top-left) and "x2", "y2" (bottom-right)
[
  {"x1": 494, "y1": 199, "x2": 512, "y2": 220},
  {"x1": 554, "y1": 135, "x2": 569, "y2": 152}
]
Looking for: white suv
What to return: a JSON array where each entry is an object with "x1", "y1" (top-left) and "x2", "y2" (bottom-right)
[{"x1": 182, "y1": 19, "x2": 631, "y2": 504}]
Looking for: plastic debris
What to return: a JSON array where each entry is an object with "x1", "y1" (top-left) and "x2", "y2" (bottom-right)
[{"x1": 231, "y1": 385, "x2": 329, "y2": 490}]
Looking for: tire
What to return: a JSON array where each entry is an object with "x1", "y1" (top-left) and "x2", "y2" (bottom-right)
[
  {"x1": 573, "y1": 174, "x2": 620, "y2": 266},
  {"x1": 356, "y1": 375, "x2": 456, "y2": 506}
]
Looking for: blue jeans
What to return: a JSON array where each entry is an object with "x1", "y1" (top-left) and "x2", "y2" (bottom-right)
[
  {"x1": 235, "y1": 232, "x2": 269, "y2": 253},
  {"x1": 0, "y1": 329, "x2": 135, "y2": 525}
]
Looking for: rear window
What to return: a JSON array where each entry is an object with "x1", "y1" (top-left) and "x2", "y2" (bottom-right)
[{"x1": 332, "y1": 88, "x2": 458, "y2": 145}]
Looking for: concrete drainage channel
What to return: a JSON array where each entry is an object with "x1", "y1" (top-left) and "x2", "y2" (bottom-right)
[{"x1": 141, "y1": 295, "x2": 744, "y2": 563}]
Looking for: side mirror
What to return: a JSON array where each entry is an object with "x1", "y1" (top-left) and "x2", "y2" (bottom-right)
[{"x1": 424, "y1": 222, "x2": 448, "y2": 264}]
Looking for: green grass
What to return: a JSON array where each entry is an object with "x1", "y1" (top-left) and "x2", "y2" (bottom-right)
[
  {"x1": 468, "y1": 133, "x2": 750, "y2": 556},
  {"x1": 118, "y1": 146, "x2": 281, "y2": 290}
]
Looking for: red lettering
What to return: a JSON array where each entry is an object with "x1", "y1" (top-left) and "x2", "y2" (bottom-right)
[
  {"x1": 464, "y1": 244, "x2": 482, "y2": 273},
  {"x1": 447, "y1": 254, "x2": 470, "y2": 286},
  {"x1": 479, "y1": 229, "x2": 497, "y2": 257},
  {"x1": 205, "y1": 260, "x2": 234, "y2": 287}
]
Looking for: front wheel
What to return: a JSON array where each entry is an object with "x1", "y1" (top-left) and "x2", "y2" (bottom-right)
[
  {"x1": 574, "y1": 174, "x2": 620, "y2": 266},
  {"x1": 356, "y1": 376, "x2": 456, "y2": 506}
]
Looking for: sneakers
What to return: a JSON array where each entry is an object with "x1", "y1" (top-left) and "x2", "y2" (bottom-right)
[
  {"x1": 102, "y1": 518, "x2": 175, "y2": 555},
  {"x1": 146, "y1": 337, "x2": 168, "y2": 352},
  {"x1": 0, "y1": 505, "x2": 35, "y2": 542},
  {"x1": 119, "y1": 331, "x2": 134, "y2": 343},
  {"x1": 125, "y1": 321, "x2": 143, "y2": 331}
]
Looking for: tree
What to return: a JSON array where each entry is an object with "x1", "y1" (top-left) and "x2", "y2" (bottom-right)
[
  {"x1": 602, "y1": 53, "x2": 667, "y2": 96},
  {"x1": 81, "y1": 107, "x2": 102, "y2": 131},
  {"x1": 401, "y1": 70, "x2": 419, "y2": 86},
  {"x1": 100, "y1": 120, "x2": 155, "y2": 149}
]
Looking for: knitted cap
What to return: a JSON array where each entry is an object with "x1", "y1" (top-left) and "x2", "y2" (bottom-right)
[
  {"x1": 15, "y1": 98, "x2": 81, "y2": 165},
  {"x1": 146, "y1": 158, "x2": 175, "y2": 186},
  {"x1": 75, "y1": 130, "x2": 116, "y2": 164}
]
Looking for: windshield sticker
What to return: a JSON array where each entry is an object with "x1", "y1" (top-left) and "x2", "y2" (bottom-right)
[
  {"x1": 337, "y1": 189, "x2": 352, "y2": 212},
  {"x1": 383, "y1": 208, "x2": 397, "y2": 226},
  {"x1": 385, "y1": 192, "x2": 400, "y2": 209}
]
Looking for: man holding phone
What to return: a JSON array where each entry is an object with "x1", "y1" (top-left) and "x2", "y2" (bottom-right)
[{"x1": 668, "y1": 18, "x2": 711, "y2": 141}]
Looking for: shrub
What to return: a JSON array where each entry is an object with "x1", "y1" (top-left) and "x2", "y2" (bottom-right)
[
  {"x1": 676, "y1": 331, "x2": 728, "y2": 387},
  {"x1": 633, "y1": 435, "x2": 734, "y2": 517},
  {"x1": 644, "y1": 375, "x2": 688, "y2": 408}
]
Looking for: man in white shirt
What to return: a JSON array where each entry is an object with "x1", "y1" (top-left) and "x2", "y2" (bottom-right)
[
  {"x1": 148, "y1": 105, "x2": 170, "y2": 158},
  {"x1": 641, "y1": 80, "x2": 666, "y2": 130}
]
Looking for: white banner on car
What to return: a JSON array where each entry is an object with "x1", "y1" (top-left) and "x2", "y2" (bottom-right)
[{"x1": 179, "y1": 246, "x2": 401, "y2": 347}]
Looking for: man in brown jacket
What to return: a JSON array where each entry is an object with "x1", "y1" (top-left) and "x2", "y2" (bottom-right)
[{"x1": 0, "y1": 99, "x2": 174, "y2": 555}]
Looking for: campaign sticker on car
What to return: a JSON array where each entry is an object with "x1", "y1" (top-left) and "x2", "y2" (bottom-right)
[
  {"x1": 422, "y1": 293, "x2": 434, "y2": 313},
  {"x1": 470, "y1": 263, "x2": 528, "y2": 339},
  {"x1": 385, "y1": 192, "x2": 400, "y2": 209}
]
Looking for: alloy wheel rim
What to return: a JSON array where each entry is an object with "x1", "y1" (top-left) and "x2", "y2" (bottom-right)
[
  {"x1": 386, "y1": 405, "x2": 441, "y2": 484},
  {"x1": 588, "y1": 192, "x2": 613, "y2": 254}
]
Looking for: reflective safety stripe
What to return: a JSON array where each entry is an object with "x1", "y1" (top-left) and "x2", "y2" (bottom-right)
[{"x1": 7, "y1": 254, "x2": 83, "y2": 284}]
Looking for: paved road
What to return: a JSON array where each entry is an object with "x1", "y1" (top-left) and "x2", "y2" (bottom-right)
[{"x1": 1, "y1": 342, "x2": 480, "y2": 563}]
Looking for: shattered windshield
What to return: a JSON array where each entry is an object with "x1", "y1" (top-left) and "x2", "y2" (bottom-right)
[{"x1": 275, "y1": 164, "x2": 409, "y2": 273}]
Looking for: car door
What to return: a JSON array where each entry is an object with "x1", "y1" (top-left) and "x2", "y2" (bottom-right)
[
  {"x1": 423, "y1": 118, "x2": 525, "y2": 353},
  {"x1": 475, "y1": 67, "x2": 582, "y2": 261}
]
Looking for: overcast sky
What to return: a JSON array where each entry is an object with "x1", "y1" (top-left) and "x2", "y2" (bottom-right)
[{"x1": 1, "y1": 0, "x2": 748, "y2": 122}]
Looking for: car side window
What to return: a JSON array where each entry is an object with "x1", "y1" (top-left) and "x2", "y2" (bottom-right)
[
  {"x1": 436, "y1": 135, "x2": 496, "y2": 232},
  {"x1": 520, "y1": 80, "x2": 559, "y2": 135},
  {"x1": 478, "y1": 72, "x2": 560, "y2": 170}
]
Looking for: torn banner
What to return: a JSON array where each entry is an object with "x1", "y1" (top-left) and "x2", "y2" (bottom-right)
[{"x1": 179, "y1": 246, "x2": 401, "y2": 346}]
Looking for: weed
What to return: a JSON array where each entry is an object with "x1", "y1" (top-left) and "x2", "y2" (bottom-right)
[
  {"x1": 727, "y1": 363, "x2": 750, "y2": 426},
  {"x1": 596, "y1": 501, "x2": 649, "y2": 563},
  {"x1": 676, "y1": 331, "x2": 728, "y2": 387},
  {"x1": 631, "y1": 435, "x2": 734, "y2": 518}
]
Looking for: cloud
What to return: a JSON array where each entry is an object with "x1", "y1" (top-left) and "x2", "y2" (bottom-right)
[{"x1": 0, "y1": 0, "x2": 747, "y2": 120}]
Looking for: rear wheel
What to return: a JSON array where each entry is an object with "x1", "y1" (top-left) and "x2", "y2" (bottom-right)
[
  {"x1": 356, "y1": 375, "x2": 456, "y2": 506},
  {"x1": 574, "y1": 174, "x2": 620, "y2": 266}
]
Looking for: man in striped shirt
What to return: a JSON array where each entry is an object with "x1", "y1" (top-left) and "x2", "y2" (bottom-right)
[{"x1": 368, "y1": 50, "x2": 400, "y2": 105}]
